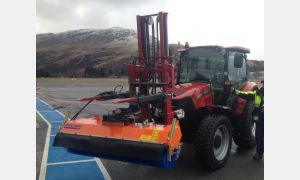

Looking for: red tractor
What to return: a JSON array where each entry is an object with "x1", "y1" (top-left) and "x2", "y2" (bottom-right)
[{"x1": 54, "y1": 12, "x2": 257, "y2": 170}]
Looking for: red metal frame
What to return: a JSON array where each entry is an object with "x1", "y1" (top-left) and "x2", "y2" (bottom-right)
[
  {"x1": 128, "y1": 12, "x2": 175, "y2": 125},
  {"x1": 172, "y1": 82, "x2": 213, "y2": 109}
]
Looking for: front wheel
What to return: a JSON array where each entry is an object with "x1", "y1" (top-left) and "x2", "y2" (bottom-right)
[
  {"x1": 195, "y1": 115, "x2": 232, "y2": 170},
  {"x1": 232, "y1": 102, "x2": 256, "y2": 149}
]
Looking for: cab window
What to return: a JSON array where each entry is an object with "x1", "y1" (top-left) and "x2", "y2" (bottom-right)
[{"x1": 227, "y1": 52, "x2": 247, "y2": 84}]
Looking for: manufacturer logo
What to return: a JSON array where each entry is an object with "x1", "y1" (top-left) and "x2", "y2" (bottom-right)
[
  {"x1": 139, "y1": 130, "x2": 160, "y2": 142},
  {"x1": 63, "y1": 124, "x2": 82, "y2": 130}
]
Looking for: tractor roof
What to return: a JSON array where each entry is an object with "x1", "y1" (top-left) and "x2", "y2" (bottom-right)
[{"x1": 178, "y1": 45, "x2": 250, "y2": 53}]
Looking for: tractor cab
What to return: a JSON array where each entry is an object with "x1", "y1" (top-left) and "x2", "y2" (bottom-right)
[{"x1": 177, "y1": 45, "x2": 249, "y2": 105}]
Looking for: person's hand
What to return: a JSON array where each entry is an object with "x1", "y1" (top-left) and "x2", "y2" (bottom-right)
[
  {"x1": 232, "y1": 88, "x2": 240, "y2": 95},
  {"x1": 230, "y1": 88, "x2": 235, "y2": 95}
]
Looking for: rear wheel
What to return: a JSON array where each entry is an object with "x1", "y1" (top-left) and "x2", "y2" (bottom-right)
[
  {"x1": 195, "y1": 115, "x2": 232, "y2": 170},
  {"x1": 232, "y1": 102, "x2": 256, "y2": 149}
]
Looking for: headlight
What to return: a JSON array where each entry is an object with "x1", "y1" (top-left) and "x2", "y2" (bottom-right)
[{"x1": 174, "y1": 109, "x2": 185, "y2": 120}]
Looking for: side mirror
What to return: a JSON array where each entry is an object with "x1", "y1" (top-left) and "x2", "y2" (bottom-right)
[{"x1": 234, "y1": 54, "x2": 244, "y2": 68}]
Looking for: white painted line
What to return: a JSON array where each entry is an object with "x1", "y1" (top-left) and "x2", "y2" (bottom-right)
[
  {"x1": 37, "y1": 98, "x2": 111, "y2": 179},
  {"x1": 38, "y1": 97, "x2": 66, "y2": 122},
  {"x1": 95, "y1": 158, "x2": 112, "y2": 180},
  {"x1": 54, "y1": 108, "x2": 67, "y2": 117},
  {"x1": 49, "y1": 121, "x2": 64, "y2": 123},
  {"x1": 38, "y1": 97, "x2": 69, "y2": 117},
  {"x1": 47, "y1": 159, "x2": 95, "y2": 166},
  {"x1": 38, "y1": 98, "x2": 55, "y2": 109},
  {"x1": 38, "y1": 111, "x2": 57, "y2": 113},
  {"x1": 37, "y1": 110, "x2": 51, "y2": 180}
]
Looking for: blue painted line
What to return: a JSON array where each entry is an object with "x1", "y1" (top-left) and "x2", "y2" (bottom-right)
[
  {"x1": 49, "y1": 122, "x2": 63, "y2": 135},
  {"x1": 39, "y1": 111, "x2": 64, "y2": 123},
  {"x1": 36, "y1": 98, "x2": 105, "y2": 180},
  {"x1": 46, "y1": 161, "x2": 104, "y2": 180},
  {"x1": 47, "y1": 136, "x2": 94, "y2": 163}
]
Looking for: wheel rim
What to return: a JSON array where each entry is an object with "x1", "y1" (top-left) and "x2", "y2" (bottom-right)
[
  {"x1": 251, "y1": 122, "x2": 256, "y2": 137},
  {"x1": 213, "y1": 125, "x2": 230, "y2": 161}
]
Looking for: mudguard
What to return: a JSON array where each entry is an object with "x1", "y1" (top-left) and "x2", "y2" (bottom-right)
[{"x1": 234, "y1": 82, "x2": 258, "y2": 115}]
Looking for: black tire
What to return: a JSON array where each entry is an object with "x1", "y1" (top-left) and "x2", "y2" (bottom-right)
[
  {"x1": 232, "y1": 102, "x2": 256, "y2": 149},
  {"x1": 195, "y1": 115, "x2": 232, "y2": 170}
]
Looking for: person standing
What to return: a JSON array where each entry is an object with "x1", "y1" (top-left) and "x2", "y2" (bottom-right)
[{"x1": 235, "y1": 81, "x2": 264, "y2": 160}]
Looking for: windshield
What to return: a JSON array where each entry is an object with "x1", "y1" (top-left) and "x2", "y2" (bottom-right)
[{"x1": 178, "y1": 48, "x2": 225, "y2": 84}]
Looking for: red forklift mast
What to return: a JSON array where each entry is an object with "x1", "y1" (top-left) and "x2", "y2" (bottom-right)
[{"x1": 128, "y1": 12, "x2": 175, "y2": 125}]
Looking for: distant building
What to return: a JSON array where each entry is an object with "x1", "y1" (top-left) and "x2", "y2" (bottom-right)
[{"x1": 248, "y1": 71, "x2": 264, "y2": 82}]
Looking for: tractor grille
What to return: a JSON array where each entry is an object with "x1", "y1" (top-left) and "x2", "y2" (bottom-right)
[{"x1": 214, "y1": 91, "x2": 225, "y2": 105}]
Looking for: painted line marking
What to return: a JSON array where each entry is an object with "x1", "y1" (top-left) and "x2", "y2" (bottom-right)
[
  {"x1": 37, "y1": 97, "x2": 111, "y2": 180},
  {"x1": 38, "y1": 111, "x2": 58, "y2": 113},
  {"x1": 37, "y1": 110, "x2": 51, "y2": 180},
  {"x1": 47, "y1": 159, "x2": 95, "y2": 166},
  {"x1": 49, "y1": 121, "x2": 64, "y2": 123},
  {"x1": 95, "y1": 158, "x2": 111, "y2": 180}
]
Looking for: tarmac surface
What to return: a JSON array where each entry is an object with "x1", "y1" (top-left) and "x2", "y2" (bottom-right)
[
  {"x1": 37, "y1": 113, "x2": 48, "y2": 180},
  {"x1": 36, "y1": 78, "x2": 264, "y2": 180}
]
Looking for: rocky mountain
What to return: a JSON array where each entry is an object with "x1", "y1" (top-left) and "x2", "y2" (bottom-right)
[
  {"x1": 37, "y1": 27, "x2": 137, "y2": 77},
  {"x1": 36, "y1": 28, "x2": 263, "y2": 77}
]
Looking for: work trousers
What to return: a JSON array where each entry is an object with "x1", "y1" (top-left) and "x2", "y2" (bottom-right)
[{"x1": 255, "y1": 112, "x2": 264, "y2": 155}]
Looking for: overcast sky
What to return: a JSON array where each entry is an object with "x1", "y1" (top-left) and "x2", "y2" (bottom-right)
[{"x1": 36, "y1": 0, "x2": 264, "y2": 60}]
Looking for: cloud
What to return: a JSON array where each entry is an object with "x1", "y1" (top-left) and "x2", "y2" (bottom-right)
[
  {"x1": 36, "y1": 0, "x2": 165, "y2": 32},
  {"x1": 36, "y1": 0, "x2": 264, "y2": 59}
]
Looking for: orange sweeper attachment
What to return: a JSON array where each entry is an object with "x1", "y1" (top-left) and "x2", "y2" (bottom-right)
[{"x1": 53, "y1": 12, "x2": 183, "y2": 168}]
